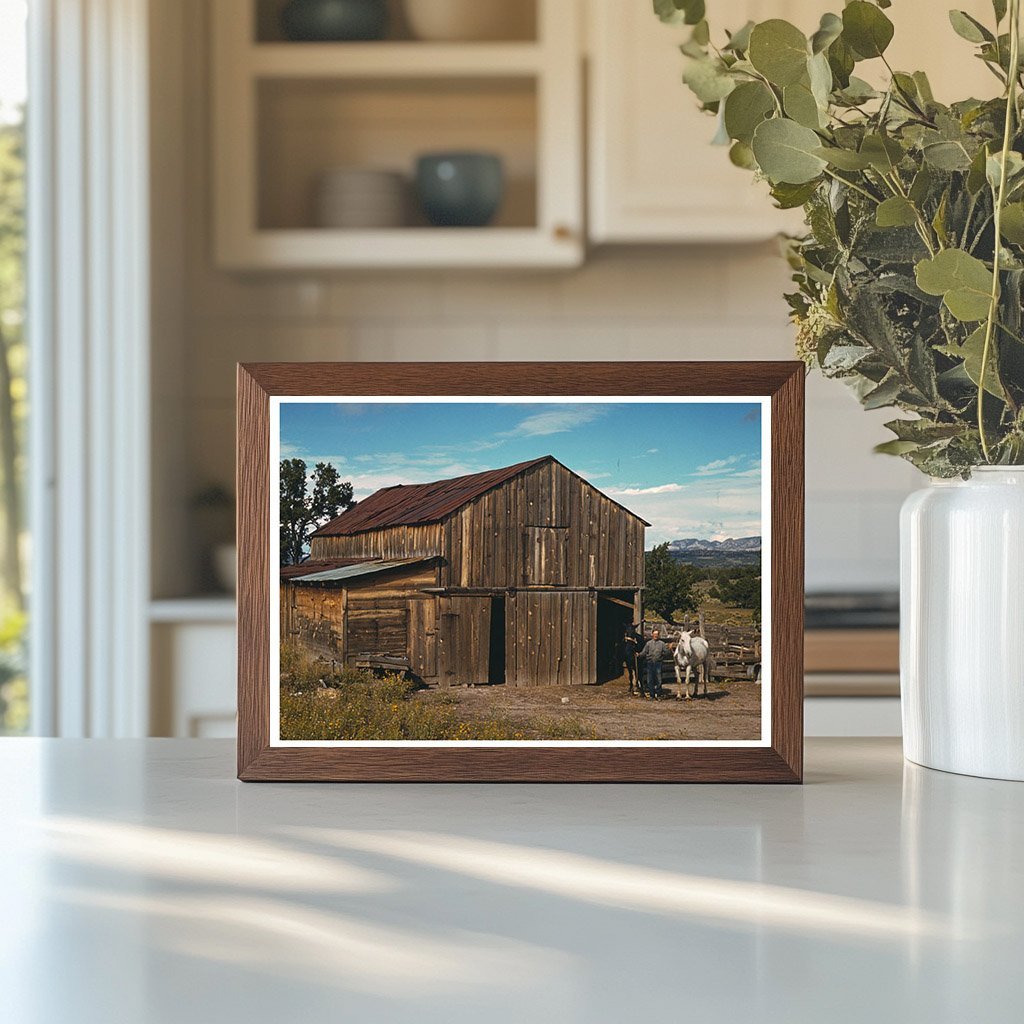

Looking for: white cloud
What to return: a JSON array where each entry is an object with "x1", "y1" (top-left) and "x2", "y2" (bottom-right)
[
  {"x1": 609, "y1": 476, "x2": 763, "y2": 547},
  {"x1": 503, "y1": 406, "x2": 604, "y2": 439},
  {"x1": 606, "y1": 482, "x2": 685, "y2": 496},
  {"x1": 693, "y1": 455, "x2": 743, "y2": 477}
]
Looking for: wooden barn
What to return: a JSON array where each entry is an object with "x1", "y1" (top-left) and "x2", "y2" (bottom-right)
[{"x1": 280, "y1": 456, "x2": 648, "y2": 687}]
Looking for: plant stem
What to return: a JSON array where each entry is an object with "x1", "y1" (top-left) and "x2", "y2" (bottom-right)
[
  {"x1": 822, "y1": 167, "x2": 881, "y2": 205},
  {"x1": 979, "y1": 0, "x2": 1021, "y2": 462}
]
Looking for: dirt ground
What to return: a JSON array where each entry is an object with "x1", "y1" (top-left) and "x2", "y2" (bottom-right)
[{"x1": 414, "y1": 672, "x2": 762, "y2": 741}]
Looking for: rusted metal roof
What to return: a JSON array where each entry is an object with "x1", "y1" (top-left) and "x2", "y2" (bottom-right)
[
  {"x1": 310, "y1": 457, "x2": 550, "y2": 537},
  {"x1": 279, "y1": 557, "x2": 376, "y2": 579},
  {"x1": 285, "y1": 556, "x2": 435, "y2": 584},
  {"x1": 310, "y1": 455, "x2": 650, "y2": 537}
]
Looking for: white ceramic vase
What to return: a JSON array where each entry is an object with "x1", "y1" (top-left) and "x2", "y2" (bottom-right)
[{"x1": 900, "y1": 467, "x2": 1024, "y2": 780}]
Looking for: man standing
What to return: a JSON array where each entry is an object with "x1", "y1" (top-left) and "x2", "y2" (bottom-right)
[{"x1": 640, "y1": 629, "x2": 669, "y2": 700}]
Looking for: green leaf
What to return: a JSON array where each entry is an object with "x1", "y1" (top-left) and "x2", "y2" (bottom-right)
[
  {"x1": 837, "y1": 76, "x2": 879, "y2": 104},
  {"x1": 986, "y1": 150, "x2": 1024, "y2": 191},
  {"x1": 771, "y1": 180, "x2": 820, "y2": 209},
  {"x1": 682, "y1": 57, "x2": 736, "y2": 104},
  {"x1": 915, "y1": 249, "x2": 994, "y2": 321},
  {"x1": 993, "y1": 0, "x2": 1008, "y2": 24},
  {"x1": 909, "y1": 164, "x2": 933, "y2": 205},
  {"x1": 784, "y1": 80, "x2": 824, "y2": 129},
  {"x1": 967, "y1": 144, "x2": 991, "y2": 193},
  {"x1": 724, "y1": 20, "x2": 755, "y2": 53},
  {"x1": 932, "y1": 190, "x2": 950, "y2": 246},
  {"x1": 923, "y1": 140, "x2": 973, "y2": 171},
  {"x1": 939, "y1": 326, "x2": 1006, "y2": 398},
  {"x1": 1000, "y1": 203, "x2": 1024, "y2": 244},
  {"x1": 752, "y1": 118, "x2": 828, "y2": 184},
  {"x1": 723, "y1": 81, "x2": 775, "y2": 144},
  {"x1": 808, "y1": 51, "x2": 833, "y2": 109},
  {"x1": 653, "y1": 0, "x2": 705, "y2": 26},
  {"x1": 875, "y1": 439, "x2": 922, "y2": 455},
  {"x1": 729, "y1": 140, "x2": 757, "y2": 169},
  {"x1": 948, "y1": 10, "x2": 994, "y2": 44},
  {"x1": 810, "y1": 12, "x2": 843, "y2": 54},
  {"x1": 860, "y1": 133, "x2": 904, "y2": 173},
  {"x1": 885, "y1": 418, "x2": 963, "y2": 443},
  {"x1": 842, "y1": 1, "x2": 895, "y2": 59},
  {"x1": 876, "y1": 197, "x2": 918, "y2": 228},
  {"x1": 913, "y1": 71, "x2": 935, "y2": 104},
  {"x1": 862, "y1": 374, "x2": 903, "y2": 409},
  {"x1": 827, "y1": 35, "x2": 856, "y2": 88},
  {"x1": 748, "y1": 20, "x2": 809, "y2": 86},
  {"x1": 814, "y1": 145, "x2": 871, "y2": 170}
]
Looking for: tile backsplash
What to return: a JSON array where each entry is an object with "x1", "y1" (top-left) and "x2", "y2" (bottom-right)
[{"x1": 179, "y1": 246, "x2": 917, "y2": 594}]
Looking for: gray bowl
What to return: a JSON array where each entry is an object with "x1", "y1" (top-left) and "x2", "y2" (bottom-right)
[
  {"x1": 280, "y1": 0, "x2": 388, "y2": 42},
  {"x1": 415, "y1": 152, "x2": 505, "y2": 228}
]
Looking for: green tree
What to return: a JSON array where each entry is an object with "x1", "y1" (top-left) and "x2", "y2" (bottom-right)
[
  {"x1": 0, "y1": 114, "x2": 25, "y2": 610},
  {"x1": 279, "y1": 459, "x2": 355, "y2": 565},
  {"x1": 644, "y1": 543, "x2": 697, "y2": 623},
  {"x1": 718, "y1": 572, "x2": 762, "y2": 610}
]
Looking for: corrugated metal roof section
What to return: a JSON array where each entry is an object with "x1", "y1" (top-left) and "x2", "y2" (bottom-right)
[
  {"x1": 287, "y1": 557, "x2": 435, "y2": 584},
  {"x1": 279, "y1": 557, "x2": 376, "y2": 580},
  {"x1": 310, "y1": 456, "x2": 551, "y2": 537}
]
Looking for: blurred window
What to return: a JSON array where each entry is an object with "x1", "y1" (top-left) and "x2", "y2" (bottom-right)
[{"x1": 0, "y1": 0, "x2": 28, "y2": 733}]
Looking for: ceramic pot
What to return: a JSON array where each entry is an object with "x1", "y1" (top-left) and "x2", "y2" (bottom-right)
[
  {"x1": 415, "y1": 152, "x2": 504, "y2": 227},
  {"x1": 901, "y1": 467, "x2": 1024, "y2": 780},
  {"x1": 403, "y1": 0, "x2": 532, "y2": 41},
  {"x1": 281, "y1": 0, "x2": 388, "y2": 41}
]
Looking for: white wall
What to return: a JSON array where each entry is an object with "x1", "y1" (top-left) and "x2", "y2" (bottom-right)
[{"x1": 155, "y1": 0, "x2": 921, "y2": 600}]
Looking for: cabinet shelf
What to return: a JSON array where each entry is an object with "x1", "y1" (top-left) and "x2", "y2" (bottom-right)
[
  {"x1": 212, "y1": 0, "x2": 582, "y2": 269},
  {"x1": 218, "y1": 226, "x2": 579, "y2": 270},
  {"x1": 249, "y1": 42, "x2": 544, "y2": 78}
]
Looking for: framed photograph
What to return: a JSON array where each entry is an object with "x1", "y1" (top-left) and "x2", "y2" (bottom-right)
[{"x1": 237, "y1": 362, "x2": 804, "y2": 782}]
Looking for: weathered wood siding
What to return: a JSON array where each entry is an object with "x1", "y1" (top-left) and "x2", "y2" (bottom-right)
[
  {"x1": 443, "y1": 459, "x2": 645, "y2": 589},
  {"x1": 506, "y1": 590, "x2": 596, "y2": 687},
  {"x1": 439, "y1": 596, "x2": 492, "y2": 687},
  {"x1": 309, "y1": 523, "x2": 444, "y2": 561},
  {"x1": 281, "y1": 565, "x2": 439, "y2": 677}
]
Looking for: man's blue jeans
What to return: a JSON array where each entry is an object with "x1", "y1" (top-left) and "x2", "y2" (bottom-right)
[{"x1": 645, "y1": 661, "x2": 662, "y2": 698}]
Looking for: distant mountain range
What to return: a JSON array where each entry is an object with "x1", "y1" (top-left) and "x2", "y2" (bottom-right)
[{"x1": 663, "y1": 536, "x2": 762, "y2": 566}]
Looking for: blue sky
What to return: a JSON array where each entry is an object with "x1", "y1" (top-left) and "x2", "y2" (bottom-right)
[{"x1": 280, "y1": 400, "x2": 763, "y2": 546}]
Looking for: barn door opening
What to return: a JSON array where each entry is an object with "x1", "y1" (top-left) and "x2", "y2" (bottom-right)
[
  {"x1": 596, "y1": 593, "x2": 635, "y2": 684},
  {"x1": 488, "y1": 597, "x2": 505, "y2": 685}
]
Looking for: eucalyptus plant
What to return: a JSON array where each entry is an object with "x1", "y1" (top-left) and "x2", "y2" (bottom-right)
[{"x1": 657, "y1": 0, "x2": 1024, "y2": 475}]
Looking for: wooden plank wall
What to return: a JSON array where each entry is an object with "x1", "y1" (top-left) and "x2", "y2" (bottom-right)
[
  {"x1": 507, "y1": 590, "x2": 596, "y2": 687},
  {"x1": 282, "y1": 565, "x2": 439, "y2": 674},
  {"x1": 439, "y1": 596, "x2": 491, "y2": 687},
  {"x1": 309, "y1": 523, "x2": 443, "y2": 561},
  {"x1": 445, "y1": 460, "x2": 645, "y2": 590}
]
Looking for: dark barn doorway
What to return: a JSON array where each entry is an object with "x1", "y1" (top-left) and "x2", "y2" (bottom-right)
[
  {"x1": 596, "y1": 593, "x2": 635, "y2": 684},
  {"x1": 488, "y1": 597, "x2": 506, "y2": 685}
]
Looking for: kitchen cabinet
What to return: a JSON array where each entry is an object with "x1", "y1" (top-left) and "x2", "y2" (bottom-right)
[
  {"x1": 211, "y1": 0, "x2": 583, "y2": 269},
  {"x1": 587, "y1": 0, "x2": 998, "y2": 244}
]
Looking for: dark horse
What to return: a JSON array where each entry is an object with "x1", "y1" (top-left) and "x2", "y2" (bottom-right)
[{"x1": 622, "y1": 623, "x2": 644, "y2": 695}]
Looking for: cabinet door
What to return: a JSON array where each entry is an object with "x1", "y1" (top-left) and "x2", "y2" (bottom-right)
[
  {"x1": 587, "y1": 0, "x2": 995, "y2": 244},
  {"x1": 587, "y1": 0, "x2": 809, "y2": 243}
]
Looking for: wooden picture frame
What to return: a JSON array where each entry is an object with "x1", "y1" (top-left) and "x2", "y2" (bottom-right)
[{"x1": 238, "y1": 362, "x2": 804, "y2": 782}]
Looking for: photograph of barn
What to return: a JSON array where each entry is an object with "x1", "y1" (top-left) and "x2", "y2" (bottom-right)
[
  {"x1": 276, "y1": 398, "x2": 765, "y2": 742},
  {"x1": 280, "y1": 455, "x2": 649, "y2": 689}
]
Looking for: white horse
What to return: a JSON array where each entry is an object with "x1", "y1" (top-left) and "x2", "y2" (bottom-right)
[{"x1": 673, "y1": 630, "x2": 714, "y2": 701}]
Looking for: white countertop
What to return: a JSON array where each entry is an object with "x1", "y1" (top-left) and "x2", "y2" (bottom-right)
[{"x1": 1, "y1": 738, "x2": 1020, "y2": 1023}]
